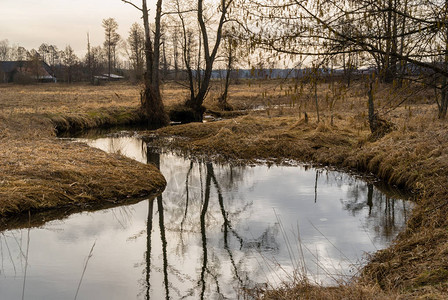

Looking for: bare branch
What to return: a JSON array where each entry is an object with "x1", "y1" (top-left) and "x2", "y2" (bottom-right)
[{"x1": 121, "y1": 0, "x2": 143, "y2": 12}]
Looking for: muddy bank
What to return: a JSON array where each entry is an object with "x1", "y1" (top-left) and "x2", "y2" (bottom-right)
[{"x1": 153, "y1": 114, "x2": 448, "y2": 298}]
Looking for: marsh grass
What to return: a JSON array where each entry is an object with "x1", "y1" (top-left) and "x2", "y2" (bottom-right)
[
  {"x1": 1, "y1": 80, "x2": 448, "y2": 298},
  {"x1": 242, "y1": 213, "x2": 400, "y2": 300},
  {"x1": 151, "y1": 81, "x2": 448, "y2": 298},
  {"x1": 0, "y1": 83, "x2": 166, "y2": 218},
  {"x1": 74, "y1": 240, "x2": 96, "y2": 300}
]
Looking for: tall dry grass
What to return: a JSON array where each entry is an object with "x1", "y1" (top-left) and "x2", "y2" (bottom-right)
[{"x1": 0, "y1": 82, "x2": 166, "y2": 219}]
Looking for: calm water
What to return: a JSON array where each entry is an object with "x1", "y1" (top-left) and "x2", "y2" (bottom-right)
[{"x1": 0, "y1": 134, "x2": 412, "y2": 299}]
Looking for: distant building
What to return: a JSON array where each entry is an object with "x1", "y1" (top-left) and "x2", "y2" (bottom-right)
[
  {"x1": 103, "y1": 74, "x2": 125, "y2": 80},
  {"x1": 93, "y1": 73, "x2": 125, "y2": 84},
  {"x1": 0, "y1": 61, "x2": 57, "y2": 83}
]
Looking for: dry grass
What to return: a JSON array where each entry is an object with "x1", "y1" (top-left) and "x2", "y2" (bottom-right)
[
  {"x1": 0, "y1": 82, "x2": 141, "y2": 114},
  {"x1": 0, "y1": 82, "x2": 166, "y2": 221},
  {"x1": 1, "y1": 80, "x2": 448, "y2": 298},
  {"x1": 151, "y1": 80, "x2": 448, "y2": 299},
  {"x1": 245, "y1": 282, "x2": 400, "y2": 300},
  {"x1": 0, "y1": 137, "x2": 165, "y2": 216}
]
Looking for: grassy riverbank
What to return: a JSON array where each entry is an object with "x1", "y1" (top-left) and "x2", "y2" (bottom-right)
[
  {"x1": 0, "y1": 83, "x2": 166, "y2": 218},
  {"x1": 1, "y1": 80, "x2": 447, "y2": 298},
  {"x1": 154, "y1": 113, "x2": 448, "y2": 298},
  {"x1": 151, "y1": 82, "x2": 448, "y2": 298}
]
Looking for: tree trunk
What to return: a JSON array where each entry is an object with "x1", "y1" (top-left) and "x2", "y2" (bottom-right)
[
  {"x1": 440, "y1": 84, "x2": 448, "y2": 119},
  {"x1": 440, "y1": 0, "x2": 448, "y2": 119},
  {"x1": 367, "y1": 80, "x2": 378, "y2": 133},
  {"x1": 380, "y1": 0, "x2": 398, "y2": 83},
  {"x1": 398, "y1": 0, "x2": 409, "y2": 87},
  {"x1": 218, "y1": 38, "x2": 233, "y2": 111},
  {"x1": 184, "y1": 0, "x2": 230, "y2": 122},
  {"x1": 314, "y1": 79, "x2": 320, "y2": 123},
  {"x1": 141, "y1": 0, "x2": 169, "y2": 126},
  {"x1": 367, "y1": 77, "x2": 395, "y2": 138}
]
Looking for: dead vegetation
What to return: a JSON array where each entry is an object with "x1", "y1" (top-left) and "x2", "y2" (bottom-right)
[
  {"x1": 245, "y1": 282, "x2": 400, "y2": 300},
  {"x1": 152, "y1": 80, "x2": 448, "y2": 299},
  {"x1": 0, "y1": 83, "x2": 166, "y2": 220},
  {"x1": 1, "y1": 80, "x2": 447, "y2": 298}
]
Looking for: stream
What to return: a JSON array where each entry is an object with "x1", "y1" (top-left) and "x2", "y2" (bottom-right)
[{"x1": 0, "y1": 132, "x2": 413, "y2": 299}]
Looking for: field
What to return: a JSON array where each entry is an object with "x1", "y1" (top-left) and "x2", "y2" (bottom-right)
[
  {"x1": 0, "y1": 83, "x2": 166, "y2": 220},
  {"x1": 1, "y1": 80, "x2": 448, "y2": 298}
]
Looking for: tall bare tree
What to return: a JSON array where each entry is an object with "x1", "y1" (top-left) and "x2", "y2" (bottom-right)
[
  {"x1": 127, "y1": 22, "x2": 145, "y2": 81},
  {"x1": 172, "y1": 26, "x2": 181, "y2": 80},
  {"x1": 62, "y1": 45, "x2": 78, "y2": 83},
  {"x1": 102, "y1": 18, "x2": 121, "y2": 79},
  {"x1": 86, "y1": 33, "x2": 93, "y2": 83},
  {"x1": 173, "y1": 0, "x2": 234, "y2": 121},
  {"x1": 0, "y1": 40, "x2": 10, "y2": 61},
  {"x1": 218, "y1": 33, "x2": 237, "y2": 110},
  {"x1": 38, "y1": 43, "x2": 49, "y2": 64},
  {"x1": 122, "y1": 0, "x2": 169, "y2": 126}
]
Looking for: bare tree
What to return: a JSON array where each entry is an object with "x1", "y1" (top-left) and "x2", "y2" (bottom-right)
[
  {"x1": 62, "y1": 45, "x2": 78, "y2": 83},
  {"x1": 172, "y1": 26, "x2": 181, "y2": 80},
  {"x1": 102, "y1": 18, "x2": 121, "y2": 79},
  {"x1": 127, "y1": 22, "x2": 145, "y2": 81},
  {"x1": 218, "y1": 33, "x2": 237, "y2": 111},
  {"x1": 86, "y1": 33, "x2": 93, "y2": 83},
  {"x1": 16, "y1": 46, "x2": 28, "y2": 61},
  {"x1": 122, "y1": 0, "x2": 169, "y2": 126},
  {"x1": 172, "y1": 0, "x2": 234, "y2": 121},
  {"x1": 47, "y1": 45, "x2": 59, "y2": 67},
  {"x1": 238, "y1": 0, "x2": 448, "y2": 120},
  {"x1": 90, "y1": 46, "x2": 106, "y2": 80},
  {"x1": 0, "y1": 39, "x2": 10, "y2": 61},
  {"x1": 38, "y1": 43, "x2": 49, "y2": 64}
]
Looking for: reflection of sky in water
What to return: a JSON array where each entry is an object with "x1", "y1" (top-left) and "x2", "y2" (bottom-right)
[{"x1": 0, "y1": 136, "x2": 413, "y2": 299}]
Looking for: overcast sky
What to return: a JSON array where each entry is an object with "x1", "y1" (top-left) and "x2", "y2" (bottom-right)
[{"x1": 0, "y1": 0, "x2": 153, "y2": 57}]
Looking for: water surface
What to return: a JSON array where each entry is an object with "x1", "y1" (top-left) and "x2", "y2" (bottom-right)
[{"x1": 0, "y1": 134, "x2": 412, "y2": 299}]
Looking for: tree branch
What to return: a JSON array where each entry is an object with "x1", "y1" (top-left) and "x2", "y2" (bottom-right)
[{"x1": 121, "y1": 0, "x2": 143, "y2": 12}]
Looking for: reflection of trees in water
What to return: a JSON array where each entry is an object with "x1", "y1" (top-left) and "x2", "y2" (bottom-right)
[
  {"x1": 157, "y1": 195, "x2": 170, "y2": 299},
  {"x1": 0, "y1": 228, "x2": 32, "y2": 300},
  {"x1": 312, "y1": 169, "x2": 411, "y2": 243},
  {"x1": 142, "y1": 147, "x2": 411, "y2": 298},
  {"x1": 143, "y1": 147, "x2": 272, "y2": 299},
  {"x1": 144, "y1": 199, "x2": 154, "y2": 300},
  {"x1": 195, "y1": 162, "x2": 248, "y2": 299},
  {"x1": 143, "y1": 151, "x2": 171, "y2": 300},
  {"x1": 0, "y1": 231, "x2": 26, "y2": 276},
  {"x1": 341, "y1": 182, "x2": 412, "y2": 244}
]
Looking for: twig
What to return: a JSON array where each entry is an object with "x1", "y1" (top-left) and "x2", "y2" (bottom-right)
[
  {"x1": 74, "y1": 240, "x2": 96, "y2": 300},
  {"x1": 121, "y1": 0, "x2": 143, "y2": 12},
  {"x1": 1, "y1": 233, "x2": 16, "y2": 276},
  {"x1": 22, "y1": 211, "x2": 31, "y2": 300}
]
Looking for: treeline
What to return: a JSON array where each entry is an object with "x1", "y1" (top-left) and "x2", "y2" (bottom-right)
[
  {"x1": 0, "y1": 17, "x2": 198, "y2": 84},
  {"x1": 2, "y1": 0, "x2": 448, "y2": 121}
]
